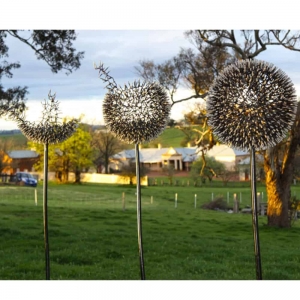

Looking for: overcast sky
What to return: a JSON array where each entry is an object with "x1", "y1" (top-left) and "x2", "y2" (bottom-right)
[
  {"x1": 2, "y1": 29, "x2": 300, "y2": 130},
  {"x1": 1, "y1": 30, "x2": 198, "y2": 129},
  {"x1": 0, "y1": 30, "x2": 300, "y2": 130}
]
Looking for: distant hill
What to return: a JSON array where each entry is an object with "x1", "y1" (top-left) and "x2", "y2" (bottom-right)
[
  {"x1": 0, "y1": 131, "x2": 28, "y2": 149},
  {"x1": 0, "y1": 126, "x2": 191, "y2": 150},
  {"x1": 0, "y1": 129, "x2": 22, "y2": 135},
  {"x1": 142, "y1": 127, "x2": 187, "y2": 148}
]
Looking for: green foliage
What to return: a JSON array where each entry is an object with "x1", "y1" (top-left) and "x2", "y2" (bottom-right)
[
  {"x1": 0, "y1": 30, "x2": 84, "y2": 115},
  {"x1": 91, "y1": 129, "x2": 124, "y2": 174},
  {"x1": 162, "y1": 164, "x2": 176, "y2": 184},
  {"x1": 190, "y1": 156, "x2": 226, "y2": 183},
  {"x1": 120, "y1": 161, "x2": 149, "y2": 185},
  {"x1": 28, "y1": 124, "x2": 93, "y2": 183},
  {"x1": 289, "y1": 196, "x2": 300, "y2": 226}
]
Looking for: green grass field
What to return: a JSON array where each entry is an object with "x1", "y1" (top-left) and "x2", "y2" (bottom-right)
[
  {"x1": 142, "y1": 127, "x2": 186, "y2": 148},
  {"x1": 0, "y1": 182, "x2": 300, "y2": 280}
]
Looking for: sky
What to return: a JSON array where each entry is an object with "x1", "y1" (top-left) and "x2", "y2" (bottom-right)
[
  {"x1": 2, "y1": 29, "x2": 300, "y2": 131},
  {"x1": 0, "y1": 30, "x2": 196, "y2": 129}
]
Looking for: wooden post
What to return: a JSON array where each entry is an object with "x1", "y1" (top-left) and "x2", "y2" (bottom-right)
[
  {"x1": 175, "y1": 193, "x2": 178, "y2": 208},
  {"x1": 150, "y1": 196, "x2": 153, "y2": 204},
  {"x1": 227, "y1": 192, "x2": 229, "y2": 203},
  {"x1": 211, "y1": 193, "x2": 214, "y2": 202},
  {"x1": 257, "y1": 192, "x2": 261, "y2": 209},
  {"x1": 240, "y1": 192, "x2": 242, "y2": 203},
  {"x1": 35, "y1": 189, "x2": 37, "y2": 206},
  {"x1": 194, "y1": 194, "x2": 197, "y2": 208},
  {"x1": 122, "y1": 192, "x2": 125, "y2": 211},
  {"x1": 233, "y1": 193, "x2": 239, "y2": 213}
]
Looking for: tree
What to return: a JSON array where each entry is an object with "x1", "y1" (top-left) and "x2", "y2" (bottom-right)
[
  {"x1": 190, "y1": 156, "x2": 226, "y2": 184},
  {"x1": 162, "y1": 164, "x2": 176, "y2": 185},
  {"x1": 29, "y1": 124, "x2": 93, "y2": 183},
  {"x1": 0, "y1": 138, "x2": 15, "y2": 173},
  {"x1": 0, "y1": 30, "x2": 84, "y2": 116},
  {"x1": 120, "y1": 161, "x2": 149, "y2": 185},
  {"x1": 167, "y1": 118, "x2": 177, "y2": 127},
  {"x1": 135, "y1": 40, "x2": 232, "y2": 157},
  {"x1": 91, "y1": 128, "x2": 123, "y2": 174},
  {"x1": 136, "y1": 30, "x2": 300, "y2": 228}
]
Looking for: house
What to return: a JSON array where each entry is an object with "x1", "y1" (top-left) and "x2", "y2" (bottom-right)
[
  {"x1": 111, "y1": 146, "x2": 199, "y2": 172},
  {"x1": 111, "y1": 144, "x2": 250, "y2": 174},
  {"x1": 206, "y1": 144, "x2": 249, "y2": 170},
  {"x1": 238, "y1": 154, "x2": 264, "y2": 181},
  {"x1": 6, "y1": 150, "x2": 39, "y2": 173}
]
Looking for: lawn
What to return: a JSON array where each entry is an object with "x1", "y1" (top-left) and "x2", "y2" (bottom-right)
[{"x1": 0, "y1": 182, "x2": 300, "y2": 280}]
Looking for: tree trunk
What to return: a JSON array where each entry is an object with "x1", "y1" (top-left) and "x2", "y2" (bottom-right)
[
  {"x1": 105, "y1": 156, "x2": 109, "y2": 174},
  {"x1": 263, "y1": 104, "x2": 300, "y2": 228},
  {"x1": 264, "y1": 158, "x2": 291, "y2": 227},
  {"x1": 75, "y1": 167, "x2": 81, "y2": 184}
]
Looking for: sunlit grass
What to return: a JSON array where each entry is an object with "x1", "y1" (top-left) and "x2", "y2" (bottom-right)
[{"x1": 0, "y1": 183, "x2": 300, "y2": 279}]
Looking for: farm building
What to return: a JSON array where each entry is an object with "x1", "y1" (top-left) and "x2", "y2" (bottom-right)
[
  {"x1": 6, "y1": 150, "x2": 39, "y2": 173},
  {"x1": 111, "y1": 144, "x2": 250, "y2": 174}
]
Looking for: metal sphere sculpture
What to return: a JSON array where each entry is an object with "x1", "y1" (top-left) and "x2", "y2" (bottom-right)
[
  {"x1": 96, "y1": 63, "x2": 171, "y2": 144},
  {"x1": 207, "y1": 59, "x2": 297, "y2": 150},
  {"x1": 15, "y1": 92, "x2": 77, "y2": 280},
  {"x1": 95, "y1": 62, "x2": 171, "y2": 280},
  {"x1": 16, "y1": 93, "x2": 78, "y2": 144},
  {"x1": 207, "y1": 59, "x2": 297, "y2": 281}
]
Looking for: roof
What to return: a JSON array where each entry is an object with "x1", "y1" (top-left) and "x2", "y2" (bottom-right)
[
  {"x1": 239, "y1": 154, "x2": 264, "y2": 165},
  {"x1": 7, "y1": 150, "x2": 39, "y2": 159},
  {"x1": 113, "y1": 147, "x2": 199, "y2": 163},
  {"x1": 207, "y1": 145, "x2": 248, "y2": 158}
]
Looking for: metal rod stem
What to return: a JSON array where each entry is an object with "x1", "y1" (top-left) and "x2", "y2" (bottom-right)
[
  {"x1": 135, "y1": 144, "x2": 145, "y2": 280},
  {"x1": 43, "y1": 143, "x2": 50, "y2": 280},
  {"x1": 250, "y1": 147, "x2": 262, "y2": 280}
]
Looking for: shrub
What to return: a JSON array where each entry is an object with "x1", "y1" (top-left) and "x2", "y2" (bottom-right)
[{"x1": 201, "y1": 196, "x2": 228, "y2": 210}]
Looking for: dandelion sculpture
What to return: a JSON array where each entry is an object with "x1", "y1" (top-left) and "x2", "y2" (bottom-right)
[
  {"x1": 95, "y1": 63, "x2": 171, "y2": 280},
  {"x1": 207, "y1": 59, "x2": 297, "y2": 280},
  {"x1": 16, "y1": 92, "x2": 78, "y2": 280}
]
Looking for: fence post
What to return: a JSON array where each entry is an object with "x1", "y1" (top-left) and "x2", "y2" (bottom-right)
[
  {"x1": 35, "y1": 189, "x2": 38, "y2": 206},
  {"x1": 227, "y1": 192, "x2": 229, "y2": 203},
  {"x1": 211, "y1": 193, "x2": 214, "y2": 202},
  {"x1": 257, "y1": 192, "x2": 261, "y2": 210},
  {"x1": 175, "y1": 193, "x2": 178, "y2": 208},
  {"x1": 122, "y1": 192, "x2": 126, "y2": 211},
  {"x1": 150, "y1": 196, "x2": 153, "y2": 204},
  {"x1": 233, "y1": 193, "x2": 239, "y2": 213},
  {"x1": 194, "y1": 194, "x2": 197, "y2": 209}
]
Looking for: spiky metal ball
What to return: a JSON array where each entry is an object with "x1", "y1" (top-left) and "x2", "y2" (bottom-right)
[
  {"x1": 207, "y1": 59, "x2": 297, "y2": 150},
  {"x1": 96, "y1": 63, "x2": 171, "y2": 144},
  {"x1": 16, "y1": 93, "x2": 78, "y2": 144}
]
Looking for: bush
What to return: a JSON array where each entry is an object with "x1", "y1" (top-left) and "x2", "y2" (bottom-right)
[
  {"x1": 201, "y1": 196, "x2": 228, "y2": 210},
  {"x1": 288, "y1": 196, "x2": 300, "y2": 226}
]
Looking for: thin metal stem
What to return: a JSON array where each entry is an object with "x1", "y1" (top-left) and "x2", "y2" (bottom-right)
[
  {"x1": 135, "y1": 143, "x2": 145, "y2": 280},
  {"x1": 250, "y1": 146, "x2": 262, "y2": 280},
  {"x1": 43, "y1": 143, "x2": 50, "y2": 280}
]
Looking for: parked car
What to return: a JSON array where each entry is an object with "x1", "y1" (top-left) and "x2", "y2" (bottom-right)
[{"x1": 15, "y1": 172, "x2": 37, "y2": 187}]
